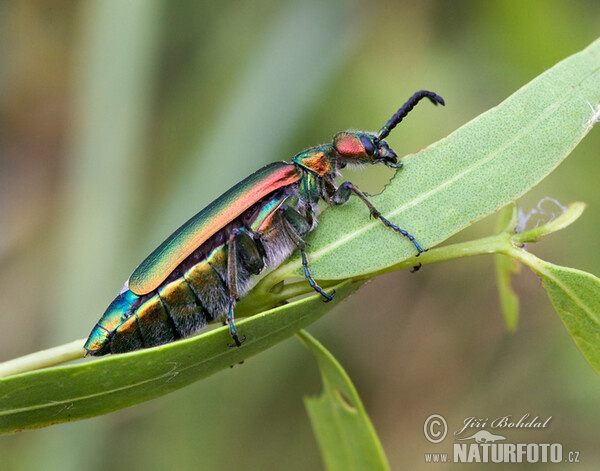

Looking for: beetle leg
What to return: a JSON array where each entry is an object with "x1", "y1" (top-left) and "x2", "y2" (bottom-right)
[
  {"x1": 299, "y1": 249, "x2": 335, "y2": 301},
  {"x1": 279, "y1": 206, "x2": 335, "y2": 302},
  {"x1": 226, "y1": 230, "x2": 246, "y2": 347},
  {"x1": 333, "y1": 181, "x2": 425, "y2": 255}
]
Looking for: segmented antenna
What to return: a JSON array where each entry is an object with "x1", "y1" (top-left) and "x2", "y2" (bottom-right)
[{"x1": 377, "y1": 90, "x2": 445, "y2": 140}]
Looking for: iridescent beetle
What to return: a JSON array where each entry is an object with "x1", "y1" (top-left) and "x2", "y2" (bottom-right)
[{"x1": 85, "y1": 90, "x2": 444, "y2": 355}]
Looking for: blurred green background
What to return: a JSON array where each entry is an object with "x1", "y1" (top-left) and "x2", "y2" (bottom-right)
[{"x1": 1, "y1": 1, "x2": 599, "y2": 469}]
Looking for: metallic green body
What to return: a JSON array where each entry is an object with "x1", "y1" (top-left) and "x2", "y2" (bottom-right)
[
  {"x1": 85, "y1": 171, "x2": 306, "y2": 355},
  {"x1": 129, "y1": 162, "x2": 301, "y2": 295},
  {"x1": 129, "y1": 162, "x2": 301, "y2": 296},
  {"x1": 85, "y1": 90, "x2": 444, "y2": 355}
]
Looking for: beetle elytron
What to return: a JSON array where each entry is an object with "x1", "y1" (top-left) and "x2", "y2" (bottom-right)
[{"x1": 84, "y1": 90, "x2": 444, "y2": 355}]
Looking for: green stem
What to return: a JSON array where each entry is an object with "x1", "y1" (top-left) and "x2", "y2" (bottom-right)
[
  {"x1": 240, "y1": 232, "x2": 515, "y2": 320},
  {"x1": 505, "y1": 245, "x2": 547, "y2": 276},
  {"x1": 0, "y1": 339, "x2": 85, "y2": 379},
  {"x1": 369, "y1": 232, "x2": 513, "y2": 277},
  {"x1": 253, "y1": 232, "x2": 514, "y2": 297}
]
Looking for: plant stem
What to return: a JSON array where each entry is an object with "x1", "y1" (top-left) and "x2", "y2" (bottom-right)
[
  {"x1": 338, "y1": 232, "x2": 514, "y2": 281},
  {"x1": 0, "y1": 339, "x2": 86, "y2": 379}
]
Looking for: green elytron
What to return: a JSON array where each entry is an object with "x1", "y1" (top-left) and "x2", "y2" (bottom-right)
[{"x1": 84, "y1": 90, "x2": 445, "y2": 355}]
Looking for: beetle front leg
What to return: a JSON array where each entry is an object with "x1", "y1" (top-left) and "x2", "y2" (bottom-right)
[
  {"x1": 332, "y1": 181, "x2": 425, "y2": 255},
  {"x1": 226, "y1": 230, "x2": 246, "y2": 347}
]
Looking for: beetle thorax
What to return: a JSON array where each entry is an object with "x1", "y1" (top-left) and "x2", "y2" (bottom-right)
[{"x1": 292, "y1": 145, "x2": 338, "y2": 176}]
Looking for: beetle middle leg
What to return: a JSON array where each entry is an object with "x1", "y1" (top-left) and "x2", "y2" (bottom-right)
[
  {"x1": 279, "y1": 205, "x2": 335, "y2": 302},
  {"x1": 329, "y1": 181, "x2": 425, "y2": 255}
]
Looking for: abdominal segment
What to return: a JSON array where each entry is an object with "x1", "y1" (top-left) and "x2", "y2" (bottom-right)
[{"x1": 84, "y1": 191, "x2": 305, "y2": 356}]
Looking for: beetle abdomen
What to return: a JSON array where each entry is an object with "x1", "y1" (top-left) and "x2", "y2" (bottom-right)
[
  {"x1": 85, "y1": 91, "x2": 443, "y2": 356},
  {"x1": 85, "y1": 230, "x2": 291, "y2": 355},
  {"x1": 84, "y1": 187, "x2": 310, "y2": 356},
  {"x1": 85, "y1": 244, "x2": 256, "y2": 355}
]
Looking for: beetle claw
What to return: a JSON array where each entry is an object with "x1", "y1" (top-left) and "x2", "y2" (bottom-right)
[
  {"x1": 415, "y1": 247, "x2": 428, "y2": 257},
  {"x1": 322, "y1": 289, "x2": 336, "y2": 302},
  {"x1": 228, "y1": 334, "x2": 246, "y2": 348}
]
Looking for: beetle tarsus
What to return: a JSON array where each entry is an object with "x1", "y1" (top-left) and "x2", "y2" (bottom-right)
[
  {"x1": 228, "y1": 334, "x2": 246, "y2": 348},
  {"x1": 226, "y1": 297, "x2": 246, "y2": 347},
  {"x1": 387, "y1": 162, "x2": 403, "y2": 169},
  {"x1": 378, "y1": 215, "x2": 424, "y2": 255},
  {"x1": 300, "y1": 250, "x2": 335, "y2": 302},
  {"x1": 322, "y1": 289, "x2": 336, "y2": 302}
]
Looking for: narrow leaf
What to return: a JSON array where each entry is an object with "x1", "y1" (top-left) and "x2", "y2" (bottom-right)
[
  {"x1": 512, "y1": 247, "x2": 600, "y2": 373},
  {"x1": 0, "y1": 281, "x2": 359, "y2": 434},
  {"x1": 495, "y1": 254, "x2": 520, "y2": 331},
  {"x1": 513, "y1": 201, "x2": 586, "y2": 244},
  {"x1": 537, "y1": 262, "x2": 600, "y2": 373},
  {"x1": 495, "y1": 202, "x2": 519, "y2": 235},
  {"x1": 298, "y1": 331, "x2": 389, "y2": 471},
  {"x1": 494, "y1": 204, "x2": 520, "y2": 330},
  {"x1": 285, "y1": 37, "x2": 600, "y2": 280}
]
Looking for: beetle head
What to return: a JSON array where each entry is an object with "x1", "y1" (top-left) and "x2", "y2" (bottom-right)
[
  {"x1": 332, "y1": 91, "x2": 445, "y2": 171},
  {"x1": 332, "y1": 131, "x2": 400, "y2": 169}
]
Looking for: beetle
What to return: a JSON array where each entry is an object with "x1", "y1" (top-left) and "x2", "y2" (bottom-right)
[{"x1": 84, "y1": 90, "x2": 444, "y2": 355}]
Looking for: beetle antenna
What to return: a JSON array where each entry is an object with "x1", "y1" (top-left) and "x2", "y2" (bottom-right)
[{"x1": 377, "y1": 90, "x2": 445, "y2": 140}]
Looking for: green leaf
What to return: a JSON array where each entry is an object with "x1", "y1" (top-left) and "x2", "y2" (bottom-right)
[
  {"x1": 494, "y1": 204, "x2": 520, "y2": 330},
  {"x1": 297, "y1": 331, "x2": 390, "y2": 471},
  {"x1": 4, "y1": 38, "x2": 600, "y2": 436},
  {"x1": 507, "y1": 246, "x2": 600, "y2": 373},
  {"x1": 530, "y1": 259, "x2": 600, "y2": 373},
  {"x1": 0, "y1": 280, "x2": 360, "y2": 434},
  {"x1": 278, "y1": 37, "x2": 600, "y2": 280},
  {"x1": 495, "y1": 253, "x2": 520, "y2": 331},
  {"x1": 495, "y1": 202, "x2": 519, "y2": 235},
  {"x1": 512, "y1": 201, "x2": 586, "y2": 244}
]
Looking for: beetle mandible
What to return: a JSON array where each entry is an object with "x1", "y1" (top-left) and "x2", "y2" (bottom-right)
[{"x1": 84, "y1": 90, "x2": 445, "y2": 355}]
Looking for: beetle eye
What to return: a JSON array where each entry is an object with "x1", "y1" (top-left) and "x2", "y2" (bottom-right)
[{"x1": 359, "y1": 136, "x2": 376, "y2": 156}]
